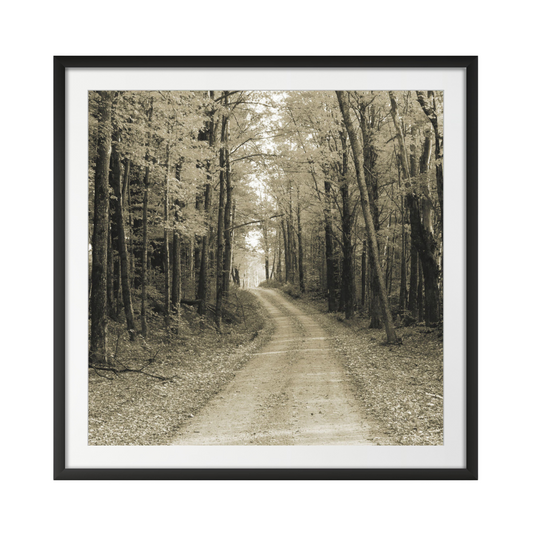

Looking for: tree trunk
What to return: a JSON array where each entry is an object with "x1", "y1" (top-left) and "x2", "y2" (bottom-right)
[
  {"x1": 337, "y1": 91, "x2": 397, "y2": 343},
  {"x1": 416, "y1": 91, "x2": 443, "y2": 225},
  {"x1": 340, "y1": 131, "x2": 355, "y2": 319},
  {"x1": 408, "y1": 136, "x2": 419, "y2": 316},
  {"x1": 288, "y1": 186, "x2": 296, "y2": 285},
  {"x1": 352, "y1": 211, "x2": 358, "y2": 306},
  {"x1": 399, "y1": 198, "x2": 407, "y2": 311},
  {"x1": 215, "y1": 113, "x2": 228, "y2": 330},
  {"x1": 230, "y1": 199, "x2": 236, "y2": 285},
  {"x1": 390, "y1": 91, "x2": 441, "y2": 326},
  {"x1": 297, "y1": 186, "x2": 305, "y2": 292},
  {"x1": 408, "y1": 242, "x2": 418, "y2": 314},
  {"x1": 114, "y1": 256, "x2": 121, "y2": 318},
  {"x1": 324, "y1": 175, "x2": 338, "y2": 312},
  {"x1": 171, "y1": 230, "x2": 182, "y2": 335},
  {"x1": 197, "y1": 189, "x2": 211, "y2": 314},
  {"x1": 277, "y1": 227, "x2": 282, "y2": 281},
  {"x1": 172, "y1": 231, "x2": 182, "y2": 308},
  {"x1": 223, "y1": 187, "x2": 232, "y2": 293},
  {"x1": 141, "y1": 99, "x2": 154, "y2": 338},
  {"x1": 90, "y1": 91, "x2": 113, "y2": 363},
  {"x1": 172, "y1": 160, "x2": 183, "y2": 314},
  {"x1": 198, "y1": 92, "x2": 216, "y2": 315},
  {"x1": 368, "y1": 258, "x2": 381, "y2": 328},
  {"x1": 110, "y1": 145, "x2": 136, "y2": 340},
  {"x1": 124, "y1": 164, "x2": 135, "y2": 288},
  {"x1": 281, "y1": 217, "x2": 289, "y2": 283},
  {"x1": 418, "y1": 256, "x2": 424, "y2": 322},
  {"x1": 263, "y1": 221, "x2": 270, "y2": 281},
  {"x1": 106, "y1": 219, "x2": 115, "y2": 319},
  {"x1": 361, "y1": 239, "x2": 366, "y2": 308},
  {"x1": 223, "y1": 101, "x2": 232, "y2": 295},
  {"x1": 141, "y1": 165, "x2": 149, "y2": 338},
  {"x1": 163, "y1": 142, "x2": 171, "y2": 329},
  {"x1": 358, "y1": 97, "x2": 381, "y2": 329},
  {"x1": 386, "y1": 213, "x2": 396, "y2": 296}
]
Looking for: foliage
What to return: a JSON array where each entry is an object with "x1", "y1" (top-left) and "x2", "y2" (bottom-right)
[
  {"x1": 258, "y1": 279, "x2": 283, "y2": 289},
  {"x1": 89, "y1": 89, "x2": 445, "y2": 443},
  {"x1": 281, "y1": 283, "x2": 301, "y2": 299}
]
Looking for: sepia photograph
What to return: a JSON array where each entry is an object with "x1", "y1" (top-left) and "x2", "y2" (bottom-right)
[{"x1": 87, "y1": 88, "x2": 445, "y2": 448}]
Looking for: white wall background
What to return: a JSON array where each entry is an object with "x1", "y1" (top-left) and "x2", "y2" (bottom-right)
[{"x1": 1, "y1": 2, "x2": 530, "y2": 531}]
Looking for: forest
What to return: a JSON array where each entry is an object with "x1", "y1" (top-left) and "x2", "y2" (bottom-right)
[
  {"x1": 89, "y1": 89, "x2": 443, "y2": 360},
  {"x1": 88, "y1": 90, "x2": 443, "y2": 445}
]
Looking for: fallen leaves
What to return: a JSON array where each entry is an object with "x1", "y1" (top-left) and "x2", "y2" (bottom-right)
[
  {"x1": 88, "y1": 292, "x2": 273, "y2": 446},
  {"x1": 294, "y1": 297, "x2": 443, "y2": 446}
]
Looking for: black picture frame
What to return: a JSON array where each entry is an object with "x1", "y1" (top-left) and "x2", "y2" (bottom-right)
[{"x1": 54, "y1": 56, "x2": 478, "y2": 480}]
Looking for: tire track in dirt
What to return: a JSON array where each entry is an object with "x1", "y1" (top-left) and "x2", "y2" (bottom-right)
[{"x1": 172, "y1": 289, "x2": 378, "y2": 445}]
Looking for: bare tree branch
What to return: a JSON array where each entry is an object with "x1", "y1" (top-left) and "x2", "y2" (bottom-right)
[
  {"x1": 231, "y1": 153, "x2": 278, "y2": 164},
  {"x1": 230, "y1": 213, "x2": 284, "y2": 232}
]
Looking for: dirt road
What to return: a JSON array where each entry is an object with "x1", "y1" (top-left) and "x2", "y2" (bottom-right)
[{"x1": 172, "y1": 289, "x2": 378, "y2": 445}]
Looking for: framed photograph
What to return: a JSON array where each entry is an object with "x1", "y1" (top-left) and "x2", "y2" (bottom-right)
[{"x1": 54, "y1": 56, "x2": 477, "y2": 480}]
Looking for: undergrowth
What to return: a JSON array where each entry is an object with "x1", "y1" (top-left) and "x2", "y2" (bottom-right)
[{"x1": 88, "y1": 288, "x2": 271, "y2": 445}]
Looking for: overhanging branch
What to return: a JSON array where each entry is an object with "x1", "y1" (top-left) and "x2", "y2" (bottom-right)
[
  {"x1": 231, "y1": 153, "x2": 278, "y2": 164},
  {"x1": 230, "y1": 213, "x2": 284, "y2": 232}
]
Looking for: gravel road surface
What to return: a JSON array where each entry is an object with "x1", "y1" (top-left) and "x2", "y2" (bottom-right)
[{"x1": 172, "y1": 289, "x2": 378, "y2": 445}]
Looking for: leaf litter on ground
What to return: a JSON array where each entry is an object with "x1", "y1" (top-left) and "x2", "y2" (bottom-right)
[
  {"x1": 89, "y1": 290, "x2": 273, "y2": 446},
  {"x1": 284, "y1": 292, "x2": 443, "y2": 446}
]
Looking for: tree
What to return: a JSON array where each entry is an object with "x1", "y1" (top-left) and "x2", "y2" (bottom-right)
[
  {"x1": 110, "y1": 129, "x2": 135, "y2": 340},
  {"x1": 355, "y1": 92, "x2": 382, "y2": 328},
  {"x1": 141, "y1": 97, "x2": 154, "y2": 338},
  {"x1": 171, "y1": 159, "x2": 183, "y2": 312},
  {"x1": 197, "y1": 92, "x2": 215, "y2": 315},
  {"x1": 90, "y1": 91, "x2": 114, "y2": 363},
  {"x1": 336, "y1": 91, "x2": 398, "y2": 343},
  {"x1": 88, "y1": 89, "x2": 445, "y2": 363},
  {"x1": 416, "y1": 91, "x2": 443, "y2": 226},
  {"x1": 296, "y1": 184, "x2": 305, "y2": 293},
  {"x1": 222, "y1": 97, "x2": 233, "y2": 295},
  {"x1": 389, "y1": 91, "x2": 441, "y2": 325},
  {"x1": 163, "y1": 139, "x2": 172, "y2": 329},
  {"x1": 339, "y1": 130, "x2": 355, "y2": 318},
  {"x1": 215, "y1": 108, "x2": 229, "y2": 329},
  {"x1": 323, "y1": 169, "x2": 338, "y2": 311}
]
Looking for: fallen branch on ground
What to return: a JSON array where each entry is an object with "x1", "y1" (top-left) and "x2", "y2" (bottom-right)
[
  {"x1": 91, "y1": 367, "x2": 115, "y2": 380},
  {"x1": 89, "y1": 364, "x2": 179, "y2": 381}
]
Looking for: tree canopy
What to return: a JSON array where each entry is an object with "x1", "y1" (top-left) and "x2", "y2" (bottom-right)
[{"x1": 88, "y1": 89, "x2": 444, "y2": 362}]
